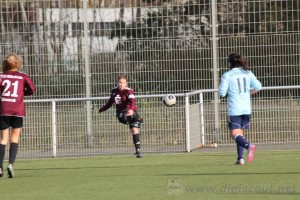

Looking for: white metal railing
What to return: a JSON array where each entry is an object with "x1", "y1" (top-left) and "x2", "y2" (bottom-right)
[
  {"x1": 186, "y1": 85, "x2": 300, "y2": 151},
  {"x1": 24, "y1": 85, "x2": 300, "y2": 157}
]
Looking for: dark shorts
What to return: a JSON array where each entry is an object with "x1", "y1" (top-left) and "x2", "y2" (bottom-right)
[
  {"x1": 117, "y1": 110, "x2": 143, "y2": 129},
  {"x1": 0, "y1": 116, "x2": 23, "y2": 130},
  {"x1": 228, "y1": 115, "x2": 250, "y2": 130}
]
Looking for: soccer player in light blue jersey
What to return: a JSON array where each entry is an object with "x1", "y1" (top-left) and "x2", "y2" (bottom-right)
[{"x1": 219, "y1": 53, "x2": 262, "y2": 165}]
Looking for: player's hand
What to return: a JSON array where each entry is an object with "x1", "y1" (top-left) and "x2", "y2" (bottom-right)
[{"x1": 98, "y1": 108, "x2": 103, "y2": 113}]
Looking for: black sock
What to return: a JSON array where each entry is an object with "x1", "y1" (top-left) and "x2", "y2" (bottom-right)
[
  {"x1": 132, "y1": 134, "x2": 141, "y2": 151},
  {"x1": 9, "y1": 143, "x2": 19, "y2": 165},
  {"x1": 0, "y1": 144, "x2": 6, "y2": 169}
]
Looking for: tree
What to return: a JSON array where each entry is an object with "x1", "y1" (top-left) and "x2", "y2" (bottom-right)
[{"x1": 109, "y1": 1, "x2": 212, "y2": 94}]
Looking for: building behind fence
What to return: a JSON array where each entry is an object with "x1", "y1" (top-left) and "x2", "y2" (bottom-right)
[{"x1": 0, "y1": 0, "x2": 299, "y2": 158}]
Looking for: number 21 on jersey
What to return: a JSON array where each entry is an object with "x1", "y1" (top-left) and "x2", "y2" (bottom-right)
[{"x1": 2, "y1": 80, "x2": 19, "y2": 97}]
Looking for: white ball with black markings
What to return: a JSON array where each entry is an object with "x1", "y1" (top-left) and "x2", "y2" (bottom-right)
[{"x1": 162, "y1": 94, "x2": 176, "y2": 107}]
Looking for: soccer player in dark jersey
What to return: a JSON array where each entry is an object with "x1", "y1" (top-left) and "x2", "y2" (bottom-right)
[
  {"x1": 0, "y1": 53, "x2": 35, "y2": 178},
  {"x1": 99, "y1": 75, "x2": 143, "y2": 158}
]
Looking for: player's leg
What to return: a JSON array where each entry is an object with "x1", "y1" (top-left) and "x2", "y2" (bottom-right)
[
  {"x1": 241, "y1": 115, "x2": 256, "y2": 163},
  {"x1": 0, "y1": 129, "x2": 9, "y2": 177},
  {"x1": 229, "y1": 116, "x2": 250, "y2": 148},
  {"x1": 119, "y1": 110, "x2": 143, "y2": 158},
  {"x1": 129, "y1": 111, "x2": 143, "y2": 158},
  {"x1": 0, "y1": 116, "x2": 10, "y2": 177},
  {"x1": 130, "y1": 127, "x2": 142, "y2": 158},
  {"x1": 7, "y1": 117, "x2": 23, "y2": 178},
  {"x1": 232, "y1": 129, "x2": 246, "y2": 165},
  {"x1": 117, "y1": 110, "x2": 129, "y2": 125},
  {"x1": 228, "y1": 116, "x2": 249, "y2": 164},
  {"x1": 236, "y1": 143, "x2": 245, "y2": 165},
  {"x1": 7, "y1": 128, "x2": 21, "y2": 178}
]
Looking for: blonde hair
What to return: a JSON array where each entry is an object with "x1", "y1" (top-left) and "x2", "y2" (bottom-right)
[
  {"x1": 2, "y1": 53, "x2": 23, "y2": 72},
  {"x1": 117, "y1": 75, "x2": 128, "y2": 82}
]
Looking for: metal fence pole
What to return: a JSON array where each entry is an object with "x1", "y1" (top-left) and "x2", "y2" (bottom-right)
[
  {"x1": 199, "y1": 92, "x2": 205, "y2": 146},
  {"x1": 52, "y1": 101, "x2": 57, "y2": 157},
  {"x1": 83, "y1": 0, "x2": 93, "y2": 147},
  {"x1": 185, "y1": 93, "x2": 191, "y2": 152},
  {"x1": 211, "y1": 0, "x2": 220, "y2": 143}
]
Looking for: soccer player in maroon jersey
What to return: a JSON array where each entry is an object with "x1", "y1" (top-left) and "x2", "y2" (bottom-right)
[
  {"x1": 99, "y1": 75, "x2": 143, "y2": 158},
  {"x1": 0, "y1": 53, "x2": 35, "y2": 178}
]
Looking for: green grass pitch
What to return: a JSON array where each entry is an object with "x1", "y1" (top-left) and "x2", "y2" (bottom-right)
[{"x1": 0, "y1": 150, "x2": 299, "y2": 200}]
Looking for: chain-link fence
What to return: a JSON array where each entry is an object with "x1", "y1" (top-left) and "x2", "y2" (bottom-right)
[
  {"x1": 9, "y1": 86, "x2": 298, "y2": 159},
  {"x1": 0, "y1": 0, "x2": 299, "y2": 158},
  {"x1": 1, "y1": 0, "x2": 299, "y2": 97}
]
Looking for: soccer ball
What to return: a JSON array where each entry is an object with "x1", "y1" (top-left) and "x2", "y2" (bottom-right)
[{"x1": 162, "y1": 94, "x2": 176, "y2": 107}]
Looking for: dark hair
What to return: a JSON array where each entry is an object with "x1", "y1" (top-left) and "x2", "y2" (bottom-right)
[
  {"x1": 2, "y1": 53, "x2": 23, "y2": 72},
  {"x1": 228, "y1": 53, "x2": 249, "y2": 70}
]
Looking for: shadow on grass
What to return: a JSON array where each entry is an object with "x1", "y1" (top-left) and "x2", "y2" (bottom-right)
[
  {"x1": 161, "y1": 171, "x2": 300, "y2": 176},
  {"x1": 16, "y1": 166, "x2": 300, "y2": 177}
]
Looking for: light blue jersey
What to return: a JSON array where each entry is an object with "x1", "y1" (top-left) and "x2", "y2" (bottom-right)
[{"x1": 219, "y1": 68, "x2": 262, "y2": 116}]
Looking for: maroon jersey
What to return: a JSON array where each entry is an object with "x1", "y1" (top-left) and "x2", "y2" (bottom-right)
[
  {"x1": 0, "y1": 71, "x2": 35, "y2": 117},
  {"x1": 99, "y1": 87, "x2": 137, "y2": 113}
]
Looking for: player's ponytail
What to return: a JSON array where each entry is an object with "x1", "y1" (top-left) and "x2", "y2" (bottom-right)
[
  {"x1": 228, "y1": 53, "x2": 249, "y2": 71},
  {"x1": 2, "y1": 53, "x2": 23, "y2": 72},
  {"x1": 2, "y1": 59, "x2": 10, "y2": 72}
]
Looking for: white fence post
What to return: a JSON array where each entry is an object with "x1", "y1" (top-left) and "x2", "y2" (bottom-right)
[
  {"x1": 185, "y1": 93, "x2": 191, "y2": 152},
  {"x1": 199, "y1": 92, "x2": 205, "y2": 146},
  {"x1": 52, "y1": 101, "x2": 57, "y2": 157}
]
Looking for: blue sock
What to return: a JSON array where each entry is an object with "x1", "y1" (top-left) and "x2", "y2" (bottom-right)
[
  {"x1": 237, "y1": 143, "x2": 244, "y2": 160},
  {"x1": 234, "y1": 135, "x2": 250, "y2": 149}
]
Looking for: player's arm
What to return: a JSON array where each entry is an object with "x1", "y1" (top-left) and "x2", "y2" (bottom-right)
[
  {"x1": 24, "y1": 76, "x2": 35, "y2": 96},
  {"x1": 127, "y1": 91, "x2": 136, "y2": 116},
  {"x1": 250, "y1": 72, "x2": 262, "y2": 95},
  {"x1": 99, "y1": 95, "x2": 114, "y2": 113},
  {"x1": 219, "y1": 74, "x2": 229, "y2": 98}
]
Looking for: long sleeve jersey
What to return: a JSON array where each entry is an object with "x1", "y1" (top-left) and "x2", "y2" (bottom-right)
[
  {"x1": 99, "y1": 87, "x2": 137, "y2": 113},
  {"x1": 219, "y1": 68, "x2": 262, "y2": 116}
]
